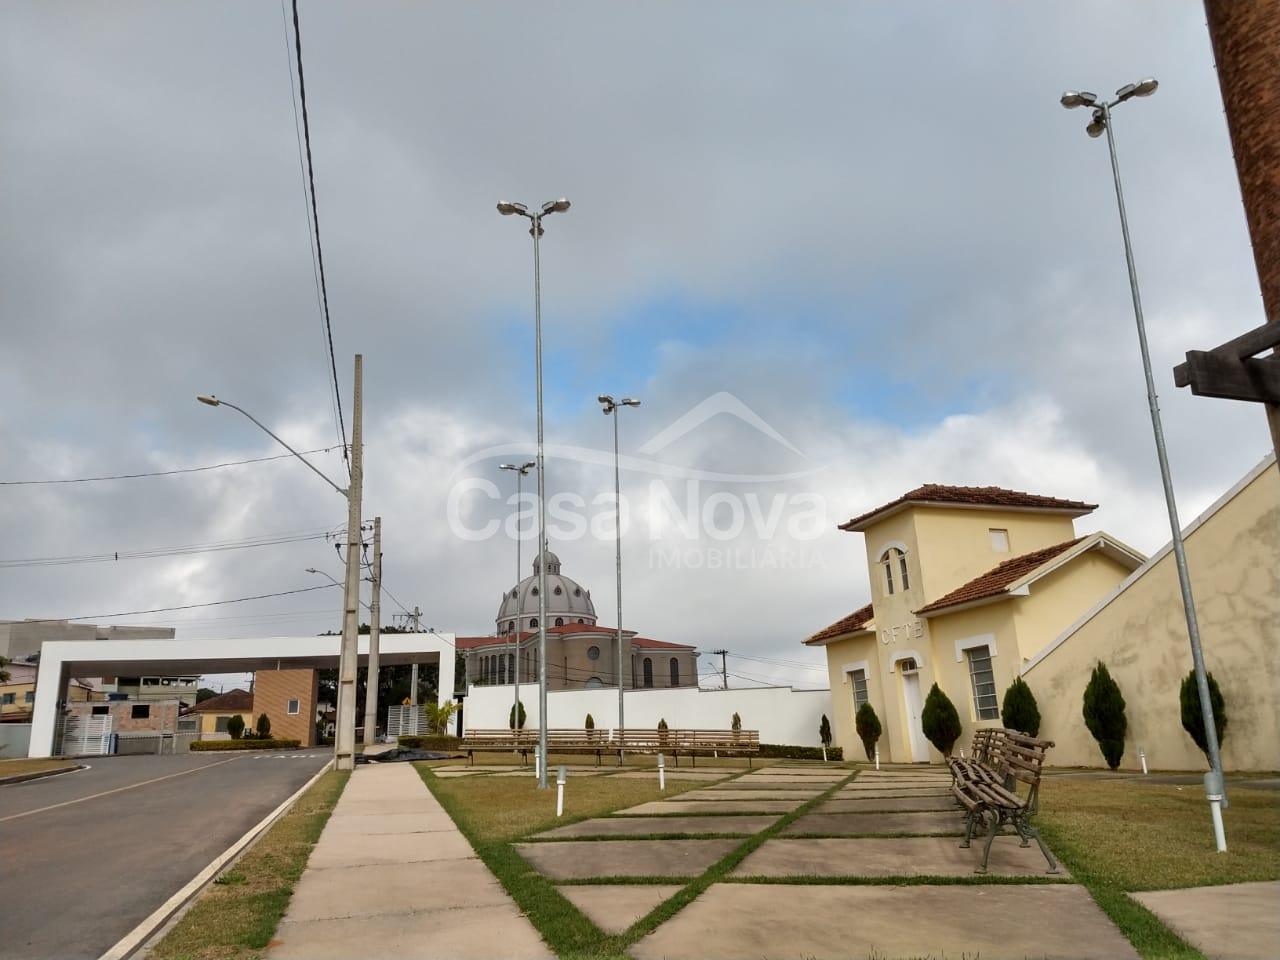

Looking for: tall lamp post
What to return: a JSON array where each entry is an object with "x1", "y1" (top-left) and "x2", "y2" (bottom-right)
[
  {"x1": 598, "y1": 395, "x2": 640, "y2": 756},
  {"x1": 1061, "y1": 79, "x2": 1227, "y2": 851},
  {"x1": 499, "y1": 460, "x2": 537, "y2": 729},
  {"x1": 197, "y1": 354, "x2": 363, "y2": 772},
  {"x1": 498, "y1": 198, "x2": 570, "y2": 789}
]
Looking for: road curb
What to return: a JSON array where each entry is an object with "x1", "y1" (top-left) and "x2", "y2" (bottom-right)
[
  {"x1": 0, "y1": 763, "x2": 85, "y2": 786},
  {"x1": 97, "y1": 760, "x2": 335, "y2": 960}
]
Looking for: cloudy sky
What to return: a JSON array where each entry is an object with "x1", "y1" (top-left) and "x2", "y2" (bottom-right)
[{"x1": 1, "y1": 2, "x2": 1269, "y2": 691}]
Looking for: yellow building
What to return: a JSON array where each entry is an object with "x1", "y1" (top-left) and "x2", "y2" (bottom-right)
[
  {"x1": 805, "y1": 484, "x2": 1143, "y2": 764},
  {"x1": 185, "y1": 688, "x2": 254, "y2": 735}
]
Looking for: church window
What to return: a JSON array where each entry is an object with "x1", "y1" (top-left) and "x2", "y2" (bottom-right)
[
  {"x1": 669, "y1": 658, "x2": 680, "y2": 686},
  {"x1": 498, "y1": 656, "x2": 507, "y2": 685},
  {"x1": 850, "y1": 668, "x2": 869, "y2": 710},
  {"x1": 554, "y1": 586, "x2": 562, "y2": 595},
  {"x1": 555, "y1": 617, "x2": 564, "y2": 626},
  {"x1": 643, "y1": 658, "x2": 654, "y2": 688},
  {"x1": 529, "y1": 618, "x2": 538, "y2": 628},
  {"x1": 587, "y1": 645, "x2": 600, "y2": 661},
  {"x1": 880, "y1": 547, "x2": 909, "y2": 595},
  {"x1": 531, "y1": 586, "x2": 539, "y2": 596},
  {"x1": 577, "y1": 618, "x2": 584, "y2": 623},
  {"x1": 585, "y1": 677, "x2": 603, "y2": 689},
  {"x1": 574, "y1": 588, "x2": 581, "y2": 597}
]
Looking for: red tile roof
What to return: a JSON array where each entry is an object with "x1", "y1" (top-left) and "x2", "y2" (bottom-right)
[
  {"x1": 632, "y1": 637, "x2": 695, "y2": 650},
  {"x1": 839, "y1": 485, "x2": 1097, "y2": 531},
  {"x1": 188, "y1": 688, "x2": 253, "y2": 713},
  {"x1": 803, "y1": 604, "x2": 875, "y2": 645},
  {"x1": 913, "y1": 538, "x2": 1082, "y2": 616}
]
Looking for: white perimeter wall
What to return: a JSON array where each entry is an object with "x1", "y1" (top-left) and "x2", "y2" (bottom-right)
[{"x1": 463, "y1": 684, "x2": 832, "y2": 747}]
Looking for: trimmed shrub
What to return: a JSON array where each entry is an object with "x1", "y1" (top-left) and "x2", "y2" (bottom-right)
[
  {"x1": 855, "y1": 703, "x2": 882, "y2": 761},
  {"x1": 1001, "y1": 677, "x2": 1042, "y2": 737},
  {"x1": 509, "y1": 700, "x2": 526, "y2": 730},
  {"x1": 397, "y1": 735, "x2": 463, "y2": 751},
  {"x1": 190, "y1": 738, "x2": 300, "y2": 752},
  {"x1": 255, "y1": 713, "x2": 271, "y2": 738},
  {"x1": 585, "y1": 713, "x2": 595, "y2": 730},
  {"x1": 921, "y1": 684, "x2": 962, "y2": 757},
  {"x1": 1083, "y1": 662, "x2": 1127, "y2": 769},
  {"x1": 731, "y1": 711, "x2": 742, "y2": 732},
  {"x1": 759, "y1": 743, "x2": 844, "y2": 761},
  {"x1": 1180, "y1": 670, "x2": 1228, "y2": 764},
  {"x1": 226, "y1": 714, "x2": 245, "y2": 740},
  {"x1": 819, "y1": 714, "x2": 833, "y2": 748}
]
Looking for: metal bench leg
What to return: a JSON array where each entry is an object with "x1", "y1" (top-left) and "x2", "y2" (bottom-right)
[
  {"x1": 960, "y1": 809, "x2": 977, "y2": 849},
  {"x1": 468, "y1": 750, "x2": 474, "y2": 767},
  {"x1": 1019, "y1": 817, "x2": 1060, "y2": 874},
  {"x1": 976, "y1": 811, "x2": 1000, "y2": 874}
]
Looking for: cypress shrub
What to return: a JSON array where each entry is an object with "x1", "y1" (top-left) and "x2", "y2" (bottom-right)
[
  {"x1": 731, "y1": 711, "x2": 742, "y2": 732},
  {"x1": 1180, "y1": 670, "x2": 1228, "y2": 764},
  {"x1": 921, "y1": 684, "x2": 962, "y2": 757},
  {"x1": 584, "y1": 713, "x2": 595, "y2": 733},
  {"x1": 509, "y1": 700, "x2": 526, "y2": 730},
  {"x1": 855, "y1": 703, "x2": 882, "y2": 761},
  {"x1": 819, "y1": 714, "x2": 833, "y2": 748},
  {"x1": 1001, "y1": 677, "x2": 1042, "y2": 736},
  {"x1": 255, "y1": 713, "x2": 271, "y2": 738},
  {"x1": 1082, "y1": 662, "x2": 1127, "y2": 769},
  {"x1": 226, "y1": 714, "x2": 245, "y2": 740}
]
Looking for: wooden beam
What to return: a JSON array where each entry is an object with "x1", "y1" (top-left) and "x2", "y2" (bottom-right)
[{"x1": 1174, "y1": 350, "x2": 1280, "y2": 404}]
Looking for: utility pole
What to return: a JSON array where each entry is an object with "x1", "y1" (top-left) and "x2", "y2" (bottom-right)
[
  {"x1": 395, "y1": 606, "x2": 424, "y2": 706},
  {"x1": 362, "y1": 516, "x2": 382, "y2": 747},
  {"x1": 712, "y1": 649, "x2": 728, "y2": 690},
  {"x1": 335, "y1": 354, "x2": 363, "y2": 771}
]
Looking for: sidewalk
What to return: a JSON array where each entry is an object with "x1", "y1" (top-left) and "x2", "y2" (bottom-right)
[{"x1": 266, "y1": 762, "x2": 551, "y2": 959}]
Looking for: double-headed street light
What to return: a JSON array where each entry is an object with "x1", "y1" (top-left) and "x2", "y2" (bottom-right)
[
  {"x1": 498, "y1": 198, "x2": 570, "y2": 788},
  {"x1": 499, "y1": 460, "x2": 537, "y2": 728},
  {"x1": 197, "y1": 353, "x2": 364, "y2": 772},
  {"x1": 1061, "y1": 77, "x2": 1227, "y2": 851},
  {"x1": 598, "y1": 395, "x2": 640, "y2": 755}
]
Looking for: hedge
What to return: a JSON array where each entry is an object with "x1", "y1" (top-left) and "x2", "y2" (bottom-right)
[
  {"x1": 189, "y1": 738, "x2": 301, "y2": 752},
  {"x1": 396, "y1": 735, "x2": 463, "y2": 751},
  {"x1": 759, "y1": 743, "x2": 843, "y2": 761}
]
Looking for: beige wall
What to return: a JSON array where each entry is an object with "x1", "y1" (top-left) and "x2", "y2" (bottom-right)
[
  {"x1": 1024, "y1": 460, "x2": 1280, "y2": 772},
  {"x1": 1009, "y1": 549, "x2": 1138, "y2": 663},
  {"x1": 821, "y1": 631, "x2": 883, "y2": 761},
  {"x1": 252, "y1": 669, "x2": 318, "y2": 745}
]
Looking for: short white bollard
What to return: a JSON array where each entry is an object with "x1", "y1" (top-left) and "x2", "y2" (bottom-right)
[
  {"x1": 821, "y1": 745, "x2": 827, "y2": 763},
  {"x1": 658, "y1": 753, "x2": 666, "y2": 792},
  {"x1": 1139, "y1": 748, "x2": 1148, "y2": 775},
  {"x1": 533, "y1": 746, "x2": 541, "y2": 780},
  {"x1": 874, "y1": 746, "x2": 880, "y2": 771},
  {"x1": 556, "y1": 765, "x2": 567, "y2": 817}
]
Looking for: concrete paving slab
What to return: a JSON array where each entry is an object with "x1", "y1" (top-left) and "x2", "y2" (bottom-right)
[
  {"x1": 556, "y1": 884, "x2": 683, "y2": 934},
  {"x1": 733, "y1": 837, "x2": 1068, "y2": 878},
  {"x1": 335, "y1": 797, "x2": 447, "y2": 815},
  {"x1": 782, "y1": 811, "x2": 966, "y2": 836},
  {"x1": 618, "y1": 799, "x2": 803, "y2": 815},
  {"x1": 431, "y1": 770, "x2": 490, "y2": 778},
  {"x1": 324, "y1": 812, "x2": 459, "y2": 835},
  {"x1": 491, "y1": 769, "x2": 611, "y2": 777},
  {"x1": 765, "y1": 767, "x2": 849, "y2": 775},
  {"x1": 514, "y1": 839, "x2": 738, "y2": 879},
  {"x1": 534, "y1": 814, "x2": 778, "y2": 838},
  {"x1": 630, "y1": 882, "x2": 1135, "y2": 960},
  {"x1": 285, "y1": 858, "x2": 510, "y2": 921},
  {"x1": 308, "y1": 830, "x2": 477, "y2": 868},
  {"x1": 270, "y1": 903, "x2": 553, "y2": 959},
  {"x1": 707, "y1": 780, "x2": 823, "y2": 791},
  {"x1": 850, "y1": 777, "x2": 951, "y2": 786},
  {"x1": 1131, "y1": 881, "x2": 1280, "y2": 960},
  {"x1": 733, "y1": 775, "x2": 844, "y2": 784},
  {"x1": 821, "y1": 795, "x2": 957, "y2": 813},
  {"x1": 836, "y1": 786, "x2": 952, "y2": 798},
  {"x1": 675, "y1": 789, "x2": 821, "y2": 801},
  {"x1": 612, "y1": 770, "x2": 728, "y2": 781}
]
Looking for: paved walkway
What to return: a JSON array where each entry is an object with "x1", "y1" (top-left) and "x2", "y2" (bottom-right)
[
  {"x1": 1131, "y1": 880, "x2": 1280, "y2": 960},
  {"x1": 266, "y1": 762, "x2": 550, "y2": 959}
]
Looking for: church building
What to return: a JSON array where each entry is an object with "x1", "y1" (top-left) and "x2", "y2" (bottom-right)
[{"x1": 458, "y1": 550, "x2": 699, "y2": 691}]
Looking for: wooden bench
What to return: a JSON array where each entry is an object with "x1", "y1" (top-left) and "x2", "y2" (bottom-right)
[
  {"x1": 459, "y1": 728, "x2": 761, "y2": 766},
  {"x1": 618, "y1": 728, "x2": 760, "y2": 766},
  {"x1": 459, "y1": 729, "x2": 619, "y2": 765},
  {"x1": 951, "y1": 728, "x2": 1059, "y2": 875}
]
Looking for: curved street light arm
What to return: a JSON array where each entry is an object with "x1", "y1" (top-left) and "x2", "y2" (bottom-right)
[{"x1": 207, "y1": 398, "x2": 348, "y2": 497}]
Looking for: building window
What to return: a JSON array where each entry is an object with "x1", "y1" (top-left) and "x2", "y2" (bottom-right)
[
  {"x1": 288, "y1": 699, "x2": 300, "y2": 715},
  {"x1": 880, "y1": 547, "x2": 909, "y2": 594},
  {"x1": 577, "y1": 618, "x2": 584, "y2": 623},
  {"x1": 215, "y1": 716, "x2": 230, "y2": 731},
  {"x1": 25, "y1": 691, "x2": 34, "y2": 703},
  {"x1": 850, "y1": 668, "x2": 869, "y2": 710},
  {"x1": 966, "y1": 645, "x2": 1000, "y2": 720},
  {"x1": 92, "y1": 705, "x2": 109, "y2": 716},
  {"x1": 643, "y1": 658, "x2": 654, "y2": 688},
  {"x1": 587, "y1": 645, "x2": 600, "y2": 661},
  {"x1": 989, "y1": 528, "x2": 1010, "y2": 552},
  {"x1": 669, "y1": 658, "x2": 680, "y2": 686},
  {"x1": 555, "y1": 617, "x2": 564, "y2": 626},
  {"x1": 554, "y1": 586, "x2": 562, "y2": 595},
  {"x1": 131, "y1": 704, "x2": 150, "y2": 720},
  {"x1": 529, "y1": 618, "x2": 538, "y2": 628},
  {"x1": 499, "y1": 656, "x2": 507, "y2": 684},
  {"x1": 531, "y1": 586, "x2": 539, "y2": 596},
  {"x1": 585, "y1": 676, "x2": 603, "y2": 689},
  {"x1": 1, "y1": 693, "x2": 14, "y2": 705}
]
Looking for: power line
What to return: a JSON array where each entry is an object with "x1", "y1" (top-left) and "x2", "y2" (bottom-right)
[
  {"x1": 21, "y1": 582, "x2": 340, "y2": 624},
  {"x1": 0, "y1": 447, "x2": 341, "y2": 486},
  {"x1": 288, "y1": 0, "x2": 349, "y2": 476},
  {"x1": 1, "y1": 529, "x2": 336, "y2": 569}
]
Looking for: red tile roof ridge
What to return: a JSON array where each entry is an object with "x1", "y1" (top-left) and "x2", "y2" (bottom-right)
[
  {"x1": 803, "y1": 603, "x2": 875, "y2": 645},
  {"x1": 840, "y1": 484, "x2": 1098, "y2": 531},
  {"x1": 913, "y1": 537, "x2": 1084, "y2": 616}
]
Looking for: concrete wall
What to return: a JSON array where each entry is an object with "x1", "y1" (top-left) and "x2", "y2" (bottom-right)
[
  {"x1": 0, "y1": 724, "x2": 32, "y2": 758},
  {"x1": 252, "y1": 669, "x2": 318, "y2": 745},
  {"x1": 1024, "y1": 458, "x2": 1280, "y2": 772},
  {"x1": 463, "y1": 683, "x2": 832, "y2": 746}
]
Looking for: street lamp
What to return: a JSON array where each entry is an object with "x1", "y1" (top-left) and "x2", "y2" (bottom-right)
[
  {"x1": 307, "y1": 568, "x2": 370, "y2": 611},
  {"x1": 197, "y1": 354, "x2": 363, "y2": 772},
  {"x1": 498, "y1": 197, "x2": 570, "y2": 788},
  {"x1": 1061, "y1": 77, "x2": 1227, "y2": 851},
  {"x1": 598, "y1": 395, "x2": 640, "y2": 757},
  {"x1": 499, "y1": 460, "x2": 537, "y2": 730}
]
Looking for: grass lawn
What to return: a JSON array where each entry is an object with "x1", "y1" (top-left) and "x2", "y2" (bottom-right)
[
  {"x1": 422, "y1": 752, "x2": 799, "y2": 771},
  {"x1": 147, "y1": 769, "x2": 349, "y2": 960},
  {"x1": 1038, "y1": 778, "x2": 1280, "y2": 960},
  {"x1": 0, "y1": 758, "x2": 78, "y2": 779}
]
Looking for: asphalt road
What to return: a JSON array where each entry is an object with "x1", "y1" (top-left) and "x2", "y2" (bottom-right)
[{"x1": 0, "y1": 750, "x2": 331, "y2": 960}]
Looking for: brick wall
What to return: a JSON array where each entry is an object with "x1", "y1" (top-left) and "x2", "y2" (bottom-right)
[
  {"x1": 67, "y1": 699, "x2": 179, "y2": 732},
  {"x1": 1205, "y1": 0, "x2": 1280, "y2": 320},
  {"x1": 251, "y1": 669, "x2": 318, "y2": 745}
]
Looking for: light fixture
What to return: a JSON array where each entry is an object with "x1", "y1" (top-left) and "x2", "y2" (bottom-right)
[
  {"x1": 196, "y1": 395, "x2": 220, "y2": 406},
  {"x1": 542, "y1": 198, "x2": 571, "y2": 214},
  {"x1": 1086, "y1": 109, "x2": 1107, "y2": 139},
  {"x1": 1133, "y1": 77, "x2": 1158, "y2": 97},
  {"x1": 497, "y1": 201, "x2": 528, "y2": 216},
  {"x1": 1060, "y1": 90, "x2": 1097, "y2": 109},
  {"x1": 620, "y1": 398, "x2": 641, "y2": 407}
]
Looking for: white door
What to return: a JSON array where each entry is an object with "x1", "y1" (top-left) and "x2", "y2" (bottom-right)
[{"x1": 901, "y1": 671, "x2": 930, "y2": 762}]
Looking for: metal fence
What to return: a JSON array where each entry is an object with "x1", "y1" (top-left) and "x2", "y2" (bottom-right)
[{"x1": 386, "y1": 705, "x2": 432, "y2": 738}]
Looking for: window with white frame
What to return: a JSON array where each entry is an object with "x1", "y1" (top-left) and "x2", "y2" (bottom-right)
[
  {"x1": 965, "y1": 645, "x2": 1000, "y2": 719},
  {"x1": 850, "y1": 668, "x2": 869, "y2": 710},
  {"x1": 879, "y1": 547, "x2": 910, "y2": 595},
  {"x1": 989, "y1": 528, "x2": 1010, "y2": 552},
  {"x1": 287, "y1": 698, "x2": 300, "y2": 715}
]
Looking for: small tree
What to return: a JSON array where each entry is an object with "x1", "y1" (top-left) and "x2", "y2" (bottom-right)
[
  {"x1": 1180, "y1": 670, "x2": 1228, "y2": 765},
  {"x1": 227, "y1": 714, "x2": 245, "y2": 740},
  {"x1": 921, "y1": 684, "x2": 962, "y2": 757},
  {"x1": 855, "y1": 703, "x2": 882, "y2": 761},
  {"x1": 1083, "y1": 662, "x2": 1127, "y2": 770},
  {"x1": 731, "y1": 711, "x2": 742, "y2": 732},
  {"x1": 509, "y1": 700, "x2": 526, "y2": 730},
  {"x1": 256, "y1": 713, "x2": 272, "y2": 739},
  {"x1": 819, "y1": 714, "x2": 832, "y2": 748},
  {"x1": 1001, "y1": 677, "x2": 1041, "y2": 737},
  {"x1": 584, "y1": 713, "x2": 594, "y2": 729}
]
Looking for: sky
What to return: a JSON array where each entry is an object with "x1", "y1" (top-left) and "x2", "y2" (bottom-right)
[{"x1": 0, "y1": 2, "x2": 1270, "y2": 693}]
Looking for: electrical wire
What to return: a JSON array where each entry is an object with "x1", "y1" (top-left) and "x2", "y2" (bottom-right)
[
  {"x1": 0, "y1": 447, "x2": 341, "y2": 486},
  {"x1": 1, "y1": 529, "x2": 336, "y2": 569},
  {"x1": 21, "y1": 582, "x2": 340, "y2": 623},
  {"x1": 288, "y1": 0, "x2": 350, "y2": 477}
]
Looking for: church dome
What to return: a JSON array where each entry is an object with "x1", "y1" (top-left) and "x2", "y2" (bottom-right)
[{"x1": 497, "y1": 550, "x2": 597, "y2": 633}]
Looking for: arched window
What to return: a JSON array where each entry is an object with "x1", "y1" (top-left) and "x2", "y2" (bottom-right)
[
  {"x1": 669, "y1": 658, "x2": 680, "y2": 686},
  {"x1": 643, "y1": 658, "x2": 654, "y2": 688},
  {"x1": 585, "y1": 676, "x2": 603, "y2": 689},
  {"x1": 498, "y1": 655, "x2": 506, "y2": 685},
  {"x1": 529, "y1": 618, "x2": 538, "y2": 628},
  {"x1": 880, "y1": 547, "x2": 910, "y2": 595},
  {"x1": 555, "y1": 617, "x2": 564, "y2": 626},
  {"x1": 482, "y1": 656, "x2": 489, "y2": 685},
  {"x1": 577, "y1": 618, "x2": 584, "y2": 623}
]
